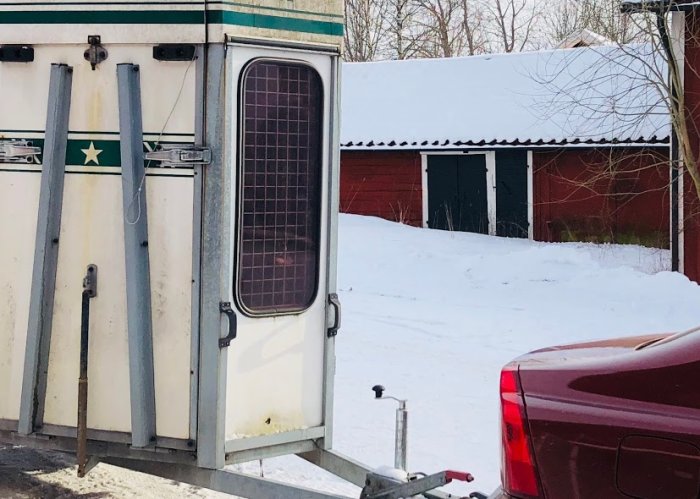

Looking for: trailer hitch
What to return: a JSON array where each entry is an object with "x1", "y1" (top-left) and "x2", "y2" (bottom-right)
[{"x1": 360, "y1": 470, "x2": 474, "y2": 499}]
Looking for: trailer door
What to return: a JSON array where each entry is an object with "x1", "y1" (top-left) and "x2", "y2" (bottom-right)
[{"x1": 224, "y1": 45, "x2": 334, "y2": 442}]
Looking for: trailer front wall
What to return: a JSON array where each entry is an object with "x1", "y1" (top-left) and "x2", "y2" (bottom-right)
[
  {"x1": 0, "y1": 1, "x2": 344, "y2": 47},
  {"x1": 0, "y1": 45, "x2": 196, "y2": 439},
  {"x1": 0, "y1": 176, "x2": 39, "y2": 422},
  {"x1": 532, "y1": 148, "x2": 670, "y2": 247}
]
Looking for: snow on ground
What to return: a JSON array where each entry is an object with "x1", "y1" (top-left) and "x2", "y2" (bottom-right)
[
  {"x1": 326, "y1": 215, "x2": 699, "y2": 496},
  {"x1": 2, "y1": 214, "x2": 699, "y2": 497}
]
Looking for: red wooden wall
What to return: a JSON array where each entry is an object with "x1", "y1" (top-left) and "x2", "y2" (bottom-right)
[
  {"x1": 533, "y1": 148, "x2": 670, "y2": 245},
  {"x1": 684, "y1": 12, "x2": 700, "y2": 282},
  {"x1": 340, "y1": 148, "x2": 670, "y2": 251},
  {"x1": 340, "y1": 151, "x2": 423, "y2": 226}
]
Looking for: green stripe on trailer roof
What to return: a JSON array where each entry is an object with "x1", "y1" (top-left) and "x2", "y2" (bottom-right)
[
  {"x1": 0, "y1": 9, "x2": 204, "y2": 23},
  {"x1": 207, "y1": 10, "x2": 344, "y2": 36},
  {"x1": 0, "y1": 8, "x2": 344, "y2": 35},
  {"x1": 0, "y1": 1, "x2": 343, "y2": 19},
  {"x1": 215, "y1": 1, "x2": 343, "y2": 19}
]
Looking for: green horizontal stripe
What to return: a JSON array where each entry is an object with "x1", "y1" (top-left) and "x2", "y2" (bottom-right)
[
  {"x1": 209, "y1": 10, "x2": 343, "y2": 36},
  {"x1": 0, "y1": 9, "x2": 204, "y2": 24},
  {"x1": 0, "y1": 1, "x2": 342, "y2": 19},
  {"x1": 217, "y1": 1, "x2": 343, "y2": 20},
  {"x1": 8, "y1": 138, "x2": 194, "y2": 169},
  {"x1": 0, "y1": 8, "x2": 344, "y2": 35},
  {"x1": 0, "y1": 168, "x2": 193, "y2": 178},
  {"x1": 0, "y1": 129, "x2": 195, "y2": 139}
]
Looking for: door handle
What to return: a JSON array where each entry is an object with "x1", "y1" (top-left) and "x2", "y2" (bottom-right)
[
  {"x1": 327, "y1": 293, "x2": 341, "y2": 337},
  {"x1": 219, "y1": 301, "x2": 237, "y2": 348}
]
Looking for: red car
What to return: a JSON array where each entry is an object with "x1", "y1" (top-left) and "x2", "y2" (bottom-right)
[{"x1": 489, "y1": 327, "x2": 700, "y2": 499}]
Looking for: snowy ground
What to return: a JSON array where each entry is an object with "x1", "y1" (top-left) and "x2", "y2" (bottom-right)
[{"x1": 2, "y1": 214, "x2": 700, "y2": 497}]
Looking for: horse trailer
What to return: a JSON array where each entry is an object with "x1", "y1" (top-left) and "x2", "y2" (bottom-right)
[{"x1": 0, "y1": 1, "x2": 478, "y2": 497}]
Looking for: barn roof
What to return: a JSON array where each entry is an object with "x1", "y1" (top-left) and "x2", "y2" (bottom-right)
[
  {"x1": 555, "y1": 29, "x2": 611, "y2": 49},
  {"x1": 340, "y1": 44, "x2": 670, "y2": 150},
  {"x1": 621, "y1": 0, "x2": 700, "y2": 11}
]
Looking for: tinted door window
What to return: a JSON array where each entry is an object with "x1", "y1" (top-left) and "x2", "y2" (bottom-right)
[{"x1": 237, "y1": 60, "x2": 324, "y2": 315}]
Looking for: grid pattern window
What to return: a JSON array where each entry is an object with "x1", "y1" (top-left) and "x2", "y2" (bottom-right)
[{"x1": 237, "y1": 60, "x2": 324, "y2": 315}]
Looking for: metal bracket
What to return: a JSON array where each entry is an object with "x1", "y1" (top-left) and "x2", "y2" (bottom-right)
[
  {"x1": 82, "y1": 264, "x2": 98, "y2": 298},
  {"x1": 153, "y1": 44, "x2": 196, "y2": 61},
  {"x1": 0, "y1": 44, "x2": 34, "y2": 62},
  {"x1": 219, "y1": 302, "x2": 237, "y2": 348},
  {"x1": 0, "y1": 140, "x2": 41, "y2": 163},
  {"x1": 79, "y1": 455, "x2": 101, "y2": 477},
  {"x1": 145, "y1": 144, "x2": 211, "y2": 168},
  {"x1": 84, "y1": 35, "x2": 108, "y2": 70},
  {"x1": 327, "y1": 293, "x2": 341, "y2": 337}
]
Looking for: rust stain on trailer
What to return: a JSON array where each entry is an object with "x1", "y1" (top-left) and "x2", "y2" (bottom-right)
[
  {"x1": 0, "y1": 283, "x2": 16, "y2": 367},
  {"x1": 238, "y1": 411, "x2": 305, "y2": 437}
]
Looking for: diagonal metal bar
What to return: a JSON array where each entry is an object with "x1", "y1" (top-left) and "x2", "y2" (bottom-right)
[
  {"x1": 117, "y1": 63, "x2": 157, "y2": 448},
  {"x1": 18, "y1": 63, "x2": 73, "y2": 436},
  {"x1": 104, "y1": 458, "x2": 353, "y2": 499},
  {"x1": 299, "y1": 449, "x2": 373, "y2": 488}
]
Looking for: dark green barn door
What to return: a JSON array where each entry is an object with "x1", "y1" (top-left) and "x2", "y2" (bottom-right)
[
  {"x1": 495, "y1": 151, "x2": 528, "y2": 238},
  {"x1": 427, "y1": 155, "x2": 488, "y2": 234}
]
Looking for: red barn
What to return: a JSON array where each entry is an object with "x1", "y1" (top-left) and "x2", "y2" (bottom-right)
[
  {"x1": 623, "y1": 0, "x2": 700, "y2": 282},
  {"x1": 340, "y1": 46, "x2": 671, "y2": 248}
]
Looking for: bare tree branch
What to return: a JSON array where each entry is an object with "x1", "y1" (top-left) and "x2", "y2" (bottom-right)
[{"x1": 344, "y1": 0, "x2": 388, "y2": 62}]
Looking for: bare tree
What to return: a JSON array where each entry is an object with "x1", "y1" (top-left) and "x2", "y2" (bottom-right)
[
  {"x1": 484, "y1": 0, "x2": 542, "y2": 53},
  {"x1": 545, "y1": 0, "x2": 645, "y2": 46},
  {"x1": 414, "y1": 0, "x2": 465, "y2": 58},
  {"x1": 384, "y1": 0, "x2": 425, "y2": 59},
  {"x1": 344, "y1": 0, "x2": 387, "y2": 62},
  {"x1": 530, "y1": 2, "x2": 700, "y2": 269},
  {"x1": 461, "y1": 0, "x2": 488, "y2": 55},
  {"x1": 545, "y1": 0, "x2": 581, "y2": 44}
]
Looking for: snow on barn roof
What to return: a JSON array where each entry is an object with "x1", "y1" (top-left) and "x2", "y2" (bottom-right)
[
  {"x1": 556, "y1": 29, "x2": 611, "y2": 49},
  {"x1": 621, "y1": 0, "x2": 699, "y2": 10},
  {"x1": 340, "y1": 44, "x2": 670, "y2": 150}
]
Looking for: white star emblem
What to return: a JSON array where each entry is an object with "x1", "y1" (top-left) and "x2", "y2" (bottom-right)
[{"x1": 81, "y1": 142, "x2": 103, "y2": 165}]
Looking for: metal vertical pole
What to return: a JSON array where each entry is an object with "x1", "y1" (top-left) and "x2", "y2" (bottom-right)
[
  {"x1": 322, "y1": 54, "x2": 341, "y2": 450},
  {"x1": 395, "y1": 401, "x2": 407, "y2": 471},
  {"x1": 658, "y1": 11, "x2": 682, "y2": 272},
  {"x1": 197, "y1": 43, "x2": 229, "y2": 470},
  {"x1": 117, "y1": 63, "x2": 157, "y2": 448},
  {"x1": 189, "y1": 43, "x2": 206, "y2": 446},
  {"x1": 18, "y1": 63, "x2": 73, "y2": 435},
  {"x1": 77, "y1": 264, "x2": 97, "y2": 477}
]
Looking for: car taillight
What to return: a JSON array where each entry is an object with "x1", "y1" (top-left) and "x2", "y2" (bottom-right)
[{"x1": 500, "y1": 366, "x2": 540, "y2": 498}]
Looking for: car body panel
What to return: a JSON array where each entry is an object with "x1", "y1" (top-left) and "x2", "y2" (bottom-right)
[{"x1": 510, "y1": 330, "x2": 700, "y2": 498}]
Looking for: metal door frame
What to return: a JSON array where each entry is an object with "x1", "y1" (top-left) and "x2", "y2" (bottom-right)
[{"x1": 196, "y1": 40, "x2": 341, "y2": 469}]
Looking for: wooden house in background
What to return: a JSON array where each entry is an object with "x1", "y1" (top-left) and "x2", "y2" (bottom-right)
[{"x1": 339, "y1": 45, "x2": 671, "y2": 248}]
